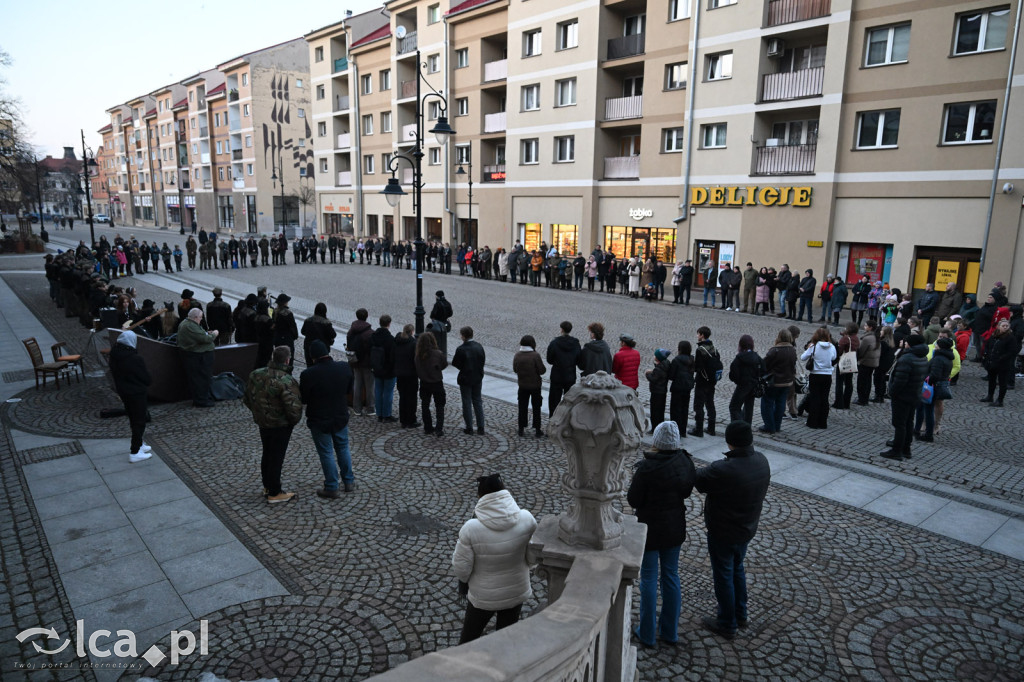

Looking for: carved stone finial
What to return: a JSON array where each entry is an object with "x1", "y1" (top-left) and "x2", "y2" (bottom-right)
[{"x1": 547, "y1": 371, "x2": 646, "y2": 549}]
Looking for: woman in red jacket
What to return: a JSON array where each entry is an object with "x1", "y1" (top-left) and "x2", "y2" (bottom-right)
[{"x1": 612, "y1": 334, "x2": 642, "y2": 390}]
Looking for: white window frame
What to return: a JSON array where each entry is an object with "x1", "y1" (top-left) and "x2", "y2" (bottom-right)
[
  {"x1": 428, "y1": 101, "x2": 440, "y2": 121},
  {"x1": 865, "y1": 24, "x2": 910, "y2": 67},
  {"x1": 555, "y1": 78, "x2": 577, "y2": 107},
  {"x1": 245, "y1": 135, "x2": 252, "y2": 148},
  {"x1": 557, "y1": 20, "x2": 578, "y2": 51},
  {"x1": 706, "y1": 51, "x2": 733, "y2": 80},
  {"x1": 315, "y1": 46, "x2": 324, "y2": 62},
  {"x1": 669, "y1": 0, "x2": 690, "y2": 21},
  {"x1": 428, "y1": 3, "x2": 440, "y2": 24},
  {"x1": 243, "y1": 104, "x2": 250, "y2": 117},
  {"x1": 241, "y1": 73, "x2": 248, "y2": 86},
  {"x1": 428, "y1": 54, "x2": 440, "y2": 73},
  {"x1": 364, "y1": 155, "x2": 375, "y2": 174},
  {"x1": 317, "y1": 84, "x2": 326, "y2": 100},
  {"x1": 456, "y1": 48, "x2": 469, "y2": 68},
  {"x1": 298, "y1": 108, "x2": 305, "y2": 118},
  {"x1": 855, "y1": 109, "x2": 901, "y2": 149},
  {"x1": 554, "y1": 135, "x2": 575, "y2": 163},
  {"x1": 521, "y1": 138, "x2": 539, "y2": 165},
  {"x1": 429, "y1": 147, "x2": 441, "y2": 165},
  {"x1": 247, "y1": 163, "x2": 254, "y2": 175},
  {"x1": 456, "y1": 97, "x2": 469, "y2": 116},
  {"x1": 941, "y1": 100, "x2": 997, "y2": 144},
  {"x1": 320, "y1": 159, "x2": 328, "y2": 173},
  {"x1": 216, "y1": 141, "x2": 223, "y2": 154},
  {"x1": 522, "y1": 84, "x2": 540, "y2": 111},
  {"x1": 709, "y1": 0, "x2": 736, "y2": 8},
  {"x1": 701, "y1": 123, "x2": 727, "y2": 148},
  {"x1": 362, "y1": 114, "x2": 374, "y2": 135},
  {"x1": 380, "y1": 69, "x2": 391, "y2": 91},
  {"x1": 361, "y1": 74, "x2": 372, "y2": 95},
  {"x1": 953, "y1": 8, "x2": 1010, "y2": 55},
  {"x1": 455, "y1": 144, "x2": 470, "y2": 164},
  {"x1": 663, "y1": 127, "x2": 685, "y2": 152},
  {"x1": 523, "y1": 29, "x2": 542, "y2": 58},
  {"x1": 318, "y1": 122, "x2": 327, "y2": 137},
  {"x1": 665, "y1": 62, "x2": 686, "y2": 90},
  {"x1": 381, "y1": 111, "x2": 392, "y2": 133}
]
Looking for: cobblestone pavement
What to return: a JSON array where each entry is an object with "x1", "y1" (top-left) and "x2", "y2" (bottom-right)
[{"x1": 4, "y1": 243, "x2": 1024, "y2": 681}]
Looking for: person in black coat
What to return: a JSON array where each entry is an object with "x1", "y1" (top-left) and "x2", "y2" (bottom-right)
[
  {"x1": 981, "y1": 319, "x2": 1021, "y2": 407},
  {"x1": 300, "y1": 340, "x2": 356, "y2": 495},
  {"x1": 253, "y1": 300, "x2": 275, "y2": 369},
  {"x1": 109, "y1": 331, "x2": 152, "y2": 463},
  {"x1": 577, "y1": 322, "x2": 613, "y2": 376},
  {"x1": 915, "y1": 337, "x2": 954, "y2": 441},
  {"x1": 667, "y1": 341, "x2": 695, "y2": 436},
  {"x1": 546, "y1": 321, "x2": 581, "y2": 416},
  {"x1": 393, "y1": 325, "x2": 420, "y2": 428},
  {"x1": 300, "y1": 303, "x2": 337, "y2": 367},
  {"x1": 645, "y1": 349, "x2": 672, "y2": 430},
  {"x1": 272, "y1": 293, "x2": 299, "y2": 373},
  {"x1": 627, "y1": 421, "x2": 695, "y2": 648},
  {"x1": 370, "y1": 315, "x2": 397, "y2": 421},
  {"x1": 728, "y1": 334, "x2": 764, "y2": 424},
  {"x1": 452, "y1": 326, "x2": 486, "y2": 434},
  {"x1": 881, "y1": 334, "x2": 929, "y2": 460}
]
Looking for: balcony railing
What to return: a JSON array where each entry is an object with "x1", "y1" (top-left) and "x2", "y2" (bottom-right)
[
  {"x1": 200, "y1": 153, "x2": 210, "y2": 164},
  {"x1": 605, "y1": 95, "x2": 642, "y2": 121},
  {"x1": 761, "y1": 66, "x2": 824, "y2": 102},
  {"x1": 232, "y1": 149, "x2": 242, "y2": 160},
  {"x1": 179, "y1": 157, "x2": 187, "y2": 167},
  {"x1": 604, "y1": 155, "x2": 640, "y2": 179},
  {"x1": 336, "y1": 132, "x2": 351, "y2": 149},
  {"x1": 182, "y1": 181, "x2": 191, "y2": 190},
  {"x1": 607, "y1": 33, "x2": 645, "y2": 60},
  {"x1": 401, "y1": 123, "x2": 417, "y2": 143},
  {"x1": 402, "y1": 168, "x2": 414, "y2": 185},
  {"x1": 483, "y1": 164, "x2": 506, "y2": 182},
  {"x1": 766, "y1": 0, "x2": 831, "y2": 27},
  {"x1": 397, "y1": 31, "x2": 418, "y2": 55},
  {"x1": 233, "y1": 179, "x2": 245, "y2": 189},
  {"x1": 484, "y1": 59, "x2": 508, "y2": 82},
  {"x1": 334, "y1": 57, "x2": 349, "y2": 73},
  {"x1": 336, "y1": 95, "x2": 350, "y2": 111},
  {"x1": 400, "y1": 80, "x2": 416, "y2": 99},
  {"x1": 484, "y1": 112, "x2": 506, "y2": 133},
  {"x1": 200, "y1": 127, "x2": 209, "y2": 138},
  {"x1": 337, "y1": 171, "x2": 352, "y2": 186},
  {"x1": 752, "y1": 142, "x2": 817, "y2": 175},
  {"x1": 202, "y1": 180, "x2": 212, "y2": 189}
]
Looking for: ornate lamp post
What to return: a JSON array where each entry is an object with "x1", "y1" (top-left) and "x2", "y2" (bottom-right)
[
  {"x1": 379, "y1": 49, "x2": 454, "y2": 334},
  {"x1": 455, "y1": 140, "x2": 472, "y2": 245}
]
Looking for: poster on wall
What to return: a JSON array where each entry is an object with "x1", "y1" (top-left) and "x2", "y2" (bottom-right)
[
  {"x1": 934, "y1": 261, "x2": 960, "y2": 290},
  {"x1": 718, "y1": 242, "x2": 735, "y2": 273},
  {"x1": 846, "y1": 244, "x2": 888, "y2": 283}
]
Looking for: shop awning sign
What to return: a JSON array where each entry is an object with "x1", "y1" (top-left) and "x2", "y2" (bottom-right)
[{"x1": 692, "y1": 186, "x2": 812, "y2": 207}]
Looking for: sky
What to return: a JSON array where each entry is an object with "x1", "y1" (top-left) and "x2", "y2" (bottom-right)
[{"x1": 2, "y1": 0, "x2": 381, "y2": 159}]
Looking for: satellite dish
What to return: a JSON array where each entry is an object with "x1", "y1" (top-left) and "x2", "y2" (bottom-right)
[{"x1": 395, "y1": 25, "x2": 407, "y2": 39}]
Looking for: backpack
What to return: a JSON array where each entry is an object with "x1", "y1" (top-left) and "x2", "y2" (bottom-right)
[
  {"x1": 698, "y1": 344, "x2": 723, "y2": 383},
  {"x1": 439, "y1": 298, "x2": 453, "y2": 319}
]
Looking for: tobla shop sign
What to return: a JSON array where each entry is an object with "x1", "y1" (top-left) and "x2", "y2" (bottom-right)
[{"x1": 691, "y1": 186, "x2": 812, "y2": 207}]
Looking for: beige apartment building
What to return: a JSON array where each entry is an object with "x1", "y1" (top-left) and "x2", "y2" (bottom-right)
[{"x1": 306, "y1": 0, "x2": 1023, "y2": 300}]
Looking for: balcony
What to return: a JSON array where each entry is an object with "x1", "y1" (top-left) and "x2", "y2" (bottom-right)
[
  {"x1": 607, "y1": 33, "x2": 645, "y2": 60},
  {"x1": 484, "y1": 112, "x2": 507, "y2": 133},
  {"x1": 337, "y1": 171, "x2": 352, "y2": 186},
  {"x1": 176, "y1": 131, "x2": 186, "y2": 142},
  {"x1": 228, "y1": 90, "x2": 239, "y2": 102},
  {"x1": 139, "y1": 183, "x2": 146, "y2": 191},
  {"x1": 604, "y1": 155, "x2": 640, "y2": 179},
  {"x1": 397, "y1": 31, "x2": 418, "y2": 56},
  {"x1": 336, "y1": 132, "x2": 351, "y2": 149},
  {"x1": 484, "y1": 59, "x2": 508, "y2": 82},
  {"x1": 401, "y1": 168, "x2": 414, "y2": 185},
  {"x1": 334, "y1": 57, "x2": 349, "y2": 73},
  {"x1": 400, "y1": 80, "x2": 416, "y2": 99},
  {"x1": 400, "y1": 123, "x2": 417, "y2": 143},
  {"x1": 483, "y1": 164, "x2": 506, "y2": 182},
  {"x1": 202, "y1": 180, "x2": 212, "y2": 189},
  {"x1": 752, "y1": 142, "x2": 816, "y2": 175},
  {"x1": 232, "y1": 149, "x2": 242, "y2": 160},
  {"x1": 182, "y1": 180, "x2": 191, "y2": 190},
  {"x1": 233, "y1": 179, "x2": 245, "y2": 189},
  {"x1": 605, "y1": 95, "x2": 642, "y2": 121},
  {"x1": 179, "y1": 157, "x2": 187, "y2": 167},
  {"x1": 336, "y1": 95, "x2": 350, "y2": 111},
  {"x1": 761, "y1": 66, "x2": 824, "y2": 102},
  {"x1": 200, "y1": 127, "x2": 209, "y2": 138},
  {"x1": 766, "y1": 0, "x2": 831, "y2": 27}
]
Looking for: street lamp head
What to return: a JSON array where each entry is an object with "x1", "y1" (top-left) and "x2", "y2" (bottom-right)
[
  {"x1": 381, "y1": 176, "x2": 407, "y2": 207},
  {"x1": 430, "y1": 116, "x2": 454, "y2": 147},
  {"x1": 455, "y1": 165, "x2": 466, "y2": 176}
]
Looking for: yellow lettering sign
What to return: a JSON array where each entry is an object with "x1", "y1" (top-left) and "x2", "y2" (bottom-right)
[
  {"x1": 777, "y1": 186, "x2": 792, "y2": 205},
  {"x1": 807, "y1": 240, "x2": 823, "y2": 248},
  {"x1": 792, "y1": 186, "x2": 812, "y2": 207},
  {"x1": 745, "y1": 186, "x2": 758, "y2": 206},
  {"x1": 726, "y1": 186, "x2": 744, "y2": 206},
  {"x1": 709, "y1": 187, "x2": 726, "y2": 205},
  {"x1": 689, "y1": 186, "x2": 814, "y2": 208},
  {"x1": 758, "y1": 187, "x2": 779, "y2": 206},
  {"x1": 691, "y1": 187, "x2": 708, "y2": 205}
]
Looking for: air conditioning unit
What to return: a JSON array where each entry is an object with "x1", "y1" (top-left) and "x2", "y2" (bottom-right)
[
  {"x1": 767, "y1": 38, "x2": 785, "y2": 57},
  {"x1": 765, "y1": 138, "x2": 782, "y2": 147}
]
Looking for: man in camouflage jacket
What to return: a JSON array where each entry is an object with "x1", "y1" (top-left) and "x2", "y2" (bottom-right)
[{"x1": 243, "y1": 345, "x2": 303, "y2": 503}]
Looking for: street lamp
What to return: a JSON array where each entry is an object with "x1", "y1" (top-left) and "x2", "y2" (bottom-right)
[
  {"x1": 455, "y1": 141, "x2": 472, "y2": 245},
  {"x1": 379, "y1": 49, "x2": 455, "y2": 334},
  {"x1": 80, "y1": 129, "x2": 100, "y2": 249}
]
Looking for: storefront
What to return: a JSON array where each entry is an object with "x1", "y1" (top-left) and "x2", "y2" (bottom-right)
[
  {"x1": 836, "y1": 243, "x2": 893, "y2": 285},
  {"x1": 604, "y1": 225, "x2": 676, "y2": 262},
  {"x1": 552, "y1": 224, "x2": 579, "y2": 255},
  {"x1": 520, "y1": 223, "x2": 542, "y2": 252},
  {"x1": 165, "y1": 195, "x2": 180, "y2": 225},
  {"x1": 911, "y1": 247, "x2": 981, "y2": 298},
  {"x1": 183, "y1": 195, "x2": 196, "y2": 229},
  {"x1": 693, "y1": 240, "x2": 735, "y2": 287},
  {"x1": 322, "y1": 199, "x2": 354, "y2": 235}
]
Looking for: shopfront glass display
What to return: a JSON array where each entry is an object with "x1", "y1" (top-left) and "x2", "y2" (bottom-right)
[
  {"x1": 552, "y1": 224, "x2": 578, "y2": 255},
  {"x1": 521, "y1": 223, "x2": 542, "y2": 252},
  {"x1": 603, "y1": 226, "x2": 676, "y2": 261}
]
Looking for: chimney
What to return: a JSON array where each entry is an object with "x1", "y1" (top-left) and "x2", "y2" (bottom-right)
[{"x1": 63, "y1": 146, "x2": 77, "y2": 160}]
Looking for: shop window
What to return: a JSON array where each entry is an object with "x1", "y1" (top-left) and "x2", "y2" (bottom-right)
[
  {"x1": 520, "y1": 223, "x2": 542, "y2": 252},
  {"x1": 552, "y1": 224, "x2": 578, "y2": 255}
]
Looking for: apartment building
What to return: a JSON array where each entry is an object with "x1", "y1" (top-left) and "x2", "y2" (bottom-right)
[{"x1": 305, "y1": 0, "x2": 1023, "y2": 299}]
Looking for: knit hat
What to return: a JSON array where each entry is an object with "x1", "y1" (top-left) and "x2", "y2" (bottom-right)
[
  {"x1": 907, "y1": 334, "x2": 926, "y2": 347},
  {"x1": 651, "y1": 421, "x2": 680, "y2": 451},
  {"x1": 309, "y1": 340, "x2": 330, "y2": 359},
  {"x1": 654, "y1": 348, "x2": 670, "y2": 363},
  {"x1": 276, "y1": 292, "x2": 291, "y2": 305},
  {"x1": 116, "y1": 330, "x2": 138, "y2": 349},
  {"x1": 725, "y1": 420, "x2": 753, "y2": 448},
  {"x1": 936, "y1": 337, "x2": 954, "y2": 350},
  {"x1": 476, "y1": 473, "x2": 505, "y2": 497}
]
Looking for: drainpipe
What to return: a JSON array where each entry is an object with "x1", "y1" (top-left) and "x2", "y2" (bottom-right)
[
  {"x1": 673, "y1": 0, "x2": 701, "y2": 261},
  {"x1": 444, "y1": 15, "x2": 454, "y2": 239},
  {"x1": 980, "y1": 0, "x2": 1022, "y2": 273},
  {"x1": 350, "y1": 32, "x2": 364, "y2": 239}
]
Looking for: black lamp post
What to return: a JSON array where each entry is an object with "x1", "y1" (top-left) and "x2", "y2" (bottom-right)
[
  {"x1": 80, "y1": 129, "x2": 99, "y2": 248},
  {"x1": 380, "y1": 49, "x2": 455, "y2": 334},
  {"x1": 455, "y1": 140, "x2": 472, "y2": 245}
]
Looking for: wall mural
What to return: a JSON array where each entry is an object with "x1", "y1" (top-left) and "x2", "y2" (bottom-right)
[{"x1": 263, "y1": 73, "x2": 314, "y2": 183}]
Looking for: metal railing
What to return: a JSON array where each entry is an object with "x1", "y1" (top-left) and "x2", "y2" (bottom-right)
[
  {"x1": 400, "y1": 80, "x2": 416, "y2": 99},
  {"x1": 232, "y1": 149, "x2": 242, "y2": 160},
  {"x1": 336, "y1": 94, "x2": 350, "y2": 111},
  {"x1": 766, "y1": 0, "x2": 831, "y2": 27},
  {"x1": 752, "y1": 142, "x2": 817, "y2": 175},
  {"x1": 761, "y1": 66, "x2": 824, "y2": 102},
  {"x1": 605, "y1": 95, "x2": 643, "y2": 121},
  {"x1": 483, "y1": 164, "x2": 506, "y2": 182},
  {"x1": 397, "y1": 31, "x2": 418, "y2": 55},
  {"x1": 607, "y1": 33, "x2": 645, "y2": 60},
  {"x1": 202, "y1": 179, "x2": 212, "y2": 189},
  {"x1": 484, "y1": 112, "x2": 507, "y2": 133},
  {"x1": 199, "y1": 126, "x2": 209, "y2": 138},
  {"x1": 484, "y1": 59, "x2": 508, "y2": 82},
  {"x1": 401, "y1": 123, "x2": 417, "y2": 143},
  {"x1": 228, "y1": 90, "x2": 239, "y2": 102},
  {"x1": 604, "y1": 155, "x2": 640, "y2": 178},
  {"x1": 336, "y1": 132, "x2": 351, "y2": 149}
]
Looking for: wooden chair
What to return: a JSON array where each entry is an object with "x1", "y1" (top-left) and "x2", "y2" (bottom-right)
[
  {"x1": 52, "y1": 341, "x2": 84, "y2": 384},
  {"x1": 22, "y1": 338, "x2": 68, "y2": 389}
]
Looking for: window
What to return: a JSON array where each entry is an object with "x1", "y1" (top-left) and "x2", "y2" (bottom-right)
[
  {"x1": 243, "y1": 104, "x2": 250, "y2": 117},
  {"x1": 523, "y1": 29, "x2": 542, "y2": 57},
  {"x1": 317, "y1": 84, "x2": 326, "y2": 100},
  {"x1": 522, "y1": 84, "x2": 540, "y2": 111},
  {"x1": 624, "y1": 14, "x2": 645, "y2": 35},
  {"x1": 942, "y1": 100, "x2": 997, "y2": 144},
  {"x1": 557, "y1": 20, "x2": 578, "y2": 50},
  {"x1": 456, "y1": 145, "x2": 470, "y2": 164},
  {"x1": 428, "y1": 101, "x2": 440, "y2": 121},
  {"x1": 216, "y1": 141, "x2": 223, "y2": 154},
  {"x1": 247, "y1": 163, "x2": 254, "y2": 175},
  {"x1": 709, "y1": 0, "x2": 735, "y2": 7},
  {"x1": 456, "y1": 97, "x2": 469, "y2": 116},
  {"x1": 954, "y1": 8, "x2": 1009, "y2": 55},
  {"x1": 315, "y1": 46, "x2": 324, "y2": 62},
  {"x1": 320, "y1": 159, "x2": 328, "y2": 173},
  {"x1": 429, "y1": 147, "x2": 441, "y2": 165},
  {"x1": 382, "y1": 152, "x2": 393, "y2": 171},
  {"x1": 456, "y1": 48, "x2": 469, "y2": 68},
  {"x1": 554, "y1": 135, "x2": 575, "y2": 162},
  {"x1": 428, "y1": 3, "x2": 440, "y2": 23},
  {"x1": 665, "y1": 62, "x2": 686, "y2": 89},
  {"x1": 298, "y1": 108, "x2": 305, "y2": 118},
  {"x1": 555, "y1": 78, "x2": 577, "y2": 106},
  {"x1": 856, "y1": 109, "x2": 900, "y2": 148},
  {"x1": 364, "y1": 155, "x2": 375, "y2": 174},
  {"x1": 663, "y1": 127, "x2": 684, "y2": 152},
  {"x1": 245, "y1": 135, "x2": 252, "y2": 148},
  {"x1": 701, "y1": 123, "x2": 727, "y2": 148},
  {"x1": 381, "y1": 111, "x2": 392, "y2": 132},
  {"x1": 669, "y1": 0, "x2": 690, "y2": 21},
  {"x1": 361, "y1": 75, "x2": 372, "y2": 95},
  {"x1": 380, "y1": 69, "x2": 391, "y2": 91},
  {"x1": 241, "y1": 73, "x2": 248, "y2": 86},
  {"x1": 521, "y1": 138, "x2": 539, "y2": 164},
  {"x1": 866, "y1": 24, "x2": 910, "y2": 66},
  {"x1": 189, "y1": 91, "x2": 194, "y2": 103},
  {"x1": 706, "y1": 51, "x2": 733, "y2": 80},
  {"x1": 218, "y1": 167, "x2": 224, "y2": 181},
  {"x1": 296, "y1": 79, "x2": 303, "y2": 88},
  {"x1": 191, "y1": 118, "x2": 196, "y2": 128},
  {"x1": 362, "y1": 114, "x2": 374, "y2": 135},
  {"x1": 428, "y1": 54, "x2": 440, "y2": 73},
  {"x1": 318, "y1": 122, "x2": 327, "y2": 137}
]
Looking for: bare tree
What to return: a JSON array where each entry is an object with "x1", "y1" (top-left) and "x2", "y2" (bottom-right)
[
  {"x1": 295, "y1": 183, "x2": 316, "y2": 231},
  {"x1": 0, "y1": 49, "x2": 41, "y2": 216}
]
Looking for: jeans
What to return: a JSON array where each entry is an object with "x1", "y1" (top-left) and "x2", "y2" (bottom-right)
[
  {"x1": 914, "y1": 401, "x2": 935, "y2": 437},
  {"x1": 309, "y1": 425, "x2": 353, "y2": 491},
  {"x1": 460, "y1": 383, "x2": 485, "y2": 431},
  {"x1": 707, "y1": 535, "x2": 749, "y2": 633},
  {"x1": 574, "y1": 273, "x2": 584, "y2": 289},
  {"x1": 353, "y1": 367, "x2": 375, "y2": 413},
  {"x1": 703, "y1": 287, "x2": 716, "y2": 307},
  {"x1": 635, "y1": 545, "x2": 681, "y2": 646},
  {"x1": 374, "y1": 376, "x2": 396, "y2": 418},
  {"x1": 799, "y1": 295, "x2": 814, "y2": 323},
  {"x1": 777, "y1": 290, "x2": 787, "y2": 315},
  {"x1": 759, "y1": 385, "x2": 788, "y2": 432},
  {"x1": 459, "y1": 603, "x2": 522, "y2": 644},
  {"x1": 729, "y1": 386, "x2": 755, "y2": 423},
  {"x1": 259, "y1": 425, "x2": 293, "y2": 496}
]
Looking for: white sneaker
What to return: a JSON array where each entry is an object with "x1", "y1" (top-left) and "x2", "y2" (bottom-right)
[
  {"x1": 140, "y1": 443, "x2": 153, "y2": 453},
  {"x1": 129, "y1": 451, "x2": 152, "y2": 463}
]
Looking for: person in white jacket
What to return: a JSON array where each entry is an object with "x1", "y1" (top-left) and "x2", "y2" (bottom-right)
[{"x1": 452, "y1": 474, "x2": 538, "y2": 643}]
